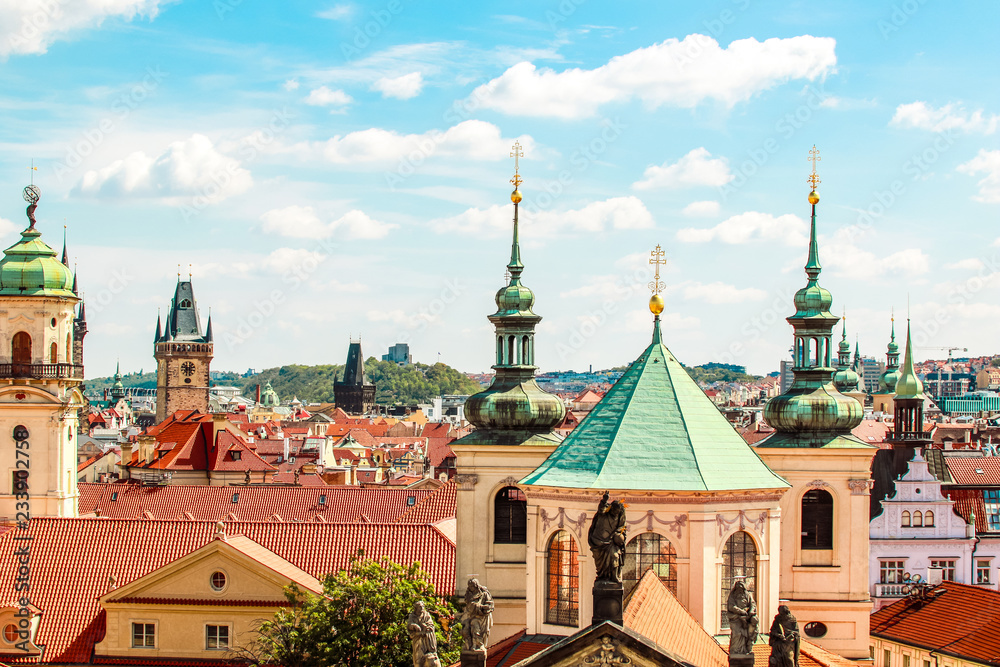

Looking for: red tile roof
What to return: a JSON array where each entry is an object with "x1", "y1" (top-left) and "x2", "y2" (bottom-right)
[
  {"x1": 943, "y1": 488, "x2": 984, "y2": 531},
  {"x1": 0, "y1": 518, "x2": 454, "y2": 664},
  {"x1": 946, "y1": 457, "x2": 1000, "y2": 485},
  {"x1": 870, "y1": 581, "x2": 1000, "y2": 666},
  {"x1": 852, "y1": 419, "x2": 891, "y2": 445},
  {"x1": 79, "y1": 483, "x2": 435, "y2": 523},
  {"x1": 427, "y1": 437, "x2": 456, "y2": 468},
  {"x1": 421, "y1": 423, "x2": 452, "y2": 439},
  {"x1": 397, "y1": 480, "x2": 456, "y2": 524}
]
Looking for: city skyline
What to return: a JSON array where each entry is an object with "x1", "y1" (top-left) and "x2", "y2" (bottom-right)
[{"x1": 1, "y1": 1, "x2": 997, "y2": 377}]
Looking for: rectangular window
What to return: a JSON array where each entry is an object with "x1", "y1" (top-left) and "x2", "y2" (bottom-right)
[
  {"x1": 880, "y1": 560, "x2": 906, "y2": 584},
  {"x1": 986, "y1": 490, "x2": 1000, "y2": 531},
  {"x1": 923, "y1": 661, "x2": 931, "y2": 667},
  {"x1": 132, "y1": 623, "x2": 155, "y2": 648},
  {"x1": 206, "y1": 625, "x2": 229, "y2": 650},
  {"x1": 903, "y1": 656, "x2": 910, "y2": 667},
  {"x1": 930, "y1": 560, "x2": 957, "y2": 581},
  {"x1": 977, "y1": 560, "x2": 992, "y2": 584},
  {"x1": 884, "y1": 649, "x2": 891, "y2": 667}
]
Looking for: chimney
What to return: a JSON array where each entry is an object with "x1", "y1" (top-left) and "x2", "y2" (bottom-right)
[
  {"x1": 256, "y1": 384, "x2": 261, "y2": 404},
  {"x1": 120, "y1": 440, "x2": 133, "y2": 479},
  {"x1": 136, "y1": 434, "x2": 156, "y2": 465},
  {"x1": 212, "y1": 412, "x2": 228, "y2": 441},
  {"x1": 283, "y1": 437, "x2": 289, "y2": 461}
]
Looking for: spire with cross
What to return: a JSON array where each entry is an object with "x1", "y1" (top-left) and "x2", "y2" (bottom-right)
[
  {"x1": 648, "y1": 244, "x2": 666, "y2": 296},
  {"x1": 808, "y1": 145, "x2": 821, "y2": 191},
  {"x1": 510, "y1": 141, "x2": 523, "y2": 190}
]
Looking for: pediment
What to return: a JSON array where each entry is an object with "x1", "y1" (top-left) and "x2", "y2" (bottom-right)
[
  {"x1": 511, "y1": 622, "x2": 693, "y2": 667},
  {"x1": 0, "y1": 385, "x2": 65, "y2": 405},
  {"x1": 101, "y1": 537, "x2": 321, "y2": 605}
]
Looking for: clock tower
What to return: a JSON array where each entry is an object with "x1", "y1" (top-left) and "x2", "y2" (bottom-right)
[{"x1": 153, "y1": 278, "x2": 213, "y2": 422}]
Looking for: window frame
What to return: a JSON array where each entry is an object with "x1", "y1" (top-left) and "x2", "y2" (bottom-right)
[
  {"x1": 929, "y1": 559, "x2": 957, "y2": 581},
  {"x1": 985, "y1": 490, "x2": 1000, "y2": 531},
  {"x1": 622, "y1": 531, "x2": 677, "y2": 597},
  {"x1": 493, "y1": 486, "x2": 527, "y2": 545},
  {"x1": 131, "y1": 621, "x2": 156, "y2": 649},
  {"x1": 720, "y1": 530, "x2": 758, "y2": 629},
  {"x1": 3, "y1": 624, "x2": 18, "y2": 644},
  {"x1": 205, "y1": 624, "x2": 231, "y2": 651},
  {"x1": 800, "y1": 489, "x2": 834, "y2": 550},
  {"x1": 879, "y1": 560, "x2": 906, "y2": 584},
  {"x1": 976, "y1": 559, "x2": 992, "y2": 584},
  {"x1": 545, "y1": 530, "x2": 579, "y2": 627}
]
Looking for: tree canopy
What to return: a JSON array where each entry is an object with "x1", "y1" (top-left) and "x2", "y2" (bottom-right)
[{"x1": 232, "y1": 555, "x2": 461, "y2": 667}]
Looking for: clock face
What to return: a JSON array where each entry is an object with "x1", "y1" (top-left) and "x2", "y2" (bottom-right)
[{"x1": 181, "y1": 361, "x2": 196, "y2": 377}]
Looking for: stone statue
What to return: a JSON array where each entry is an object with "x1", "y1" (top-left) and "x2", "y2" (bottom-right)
[
  {"x1": 460, "y1": 578, "x2": 494, "y2": 652},
  {"x1": 726, "y1": 580, "x2": 758, "y2": 656},
  {"x1": 407, "y1": 601, "x2": 439, "y2": 667},
  {"x1": 588, "y1": 492, "x2": 627, "y2": 583},
  {"x1": 244, "y1": 470, "x2": 251, "y2": 485},
  {"x1": 768, "y1": 605, "x2": 800, "y2": 667}
]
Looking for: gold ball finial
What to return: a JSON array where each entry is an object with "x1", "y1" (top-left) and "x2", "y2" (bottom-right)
[
  {"x1": 649, "y1": 294, "x2": 664, "y2": 315},
  {"x1": 808, "y1": 190, "x2": 820, "y2": 205},
  {"x1": 511, "y1": 189, "x2": 522, "y2": 204}
]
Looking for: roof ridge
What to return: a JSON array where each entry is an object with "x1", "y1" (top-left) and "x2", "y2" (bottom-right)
[{"x1": 656, "y1": 342, "x2": 709, "y2": 491}]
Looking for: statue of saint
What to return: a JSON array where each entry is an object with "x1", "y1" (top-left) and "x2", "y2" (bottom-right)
[
  {"x1": 461, "y1": 578, "x2": 494, "y2": 652},
  {"x1": 588, "y1": 492, "x2": 628, "y2": 583},
  {"x1": 726, "y1": 580, "x2": 758, "y2": 655},
  {"x1": 768, "y1": 605, "x2": 800, "y2": 667},
  {"x1": 407, "y1": 601, "x2": 438, "y2": 667}
]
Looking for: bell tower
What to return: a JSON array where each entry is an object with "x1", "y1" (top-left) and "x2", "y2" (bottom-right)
[
  {"x1": 154, "y1": 277, "x2": 213, "y2": 422},
  {"x1": 0, "y1": 183, "x2": 83, "y2": 519}
]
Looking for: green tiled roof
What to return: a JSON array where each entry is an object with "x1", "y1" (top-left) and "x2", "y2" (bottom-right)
[{"x1": 521, "y1": 322, "x2": 789, "y2": 492}]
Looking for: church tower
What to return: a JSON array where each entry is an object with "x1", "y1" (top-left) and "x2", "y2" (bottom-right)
[
  {"x1": 756, "y1": 148, "x2": 876, "y2": 659},
  {"x1": 334, "y1": 339, "x2": 376, "y2": 414},
  {"x1": 872, "y1": 318, "x2": 901, "y2": 414},
  {"x1": 452, "y1": 143, "x2": 565, "y2": 639},
  {"x1": 0, "y1": 184, "x2": 84, "y2": 519},
  {"x1": 154, "y1": 279, "x2": 213, "y2": 422}
]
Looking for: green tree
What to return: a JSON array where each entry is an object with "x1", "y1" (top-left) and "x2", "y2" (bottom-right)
[{"x1": 232, "y1": 555, "x2": 460, "y2": 667}]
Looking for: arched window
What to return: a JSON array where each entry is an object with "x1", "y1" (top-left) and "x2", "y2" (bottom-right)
[
  {"x1": 924, "y1": 510, "x2": 934, "y2": 527},
  {"x1": 494, "y1": 486, "x2": 527, "y2": 544},
  {"x1": 546, "y1": 531, "x2": 579, "y2": 627},
  {"x1": 901, "y1": 511, "x2": 911, "y2": 527},
  {"x1": 497, "y1": 336, "x2": 503, "y2": 365},
  {"x1": 12, "y1": 331, "x2": 31, "y2": 365},
  {"x1": 913, "y1": 510, "x2": 923, "y2": 527},
  {"x1": 721, "y1": 531, "x2": 757, "y2": 629},
  {"x1": 49, "y1": 342, "x2": 58, "y2": 364},
  {"x1": 66, "y1": 333, "x2": 71, "y2": 362},
  {"x1": 623, "y1": 532, "x2": 677, "y2": 596},
  {"x1": 508, "y1": 336, "x2": 515, "y2": 366},
  {"x1": 522, "y1": 335, "x2": 530, "y2": 365},
  {"x1": 801, "y1": 489, "x2": 834, "y2": 549}
]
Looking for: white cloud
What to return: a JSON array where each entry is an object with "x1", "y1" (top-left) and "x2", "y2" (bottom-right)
[
  {"x1": 432, "y1": 196, "x2": 654, "y2": 239},
  {"x1": 304, "y1": 86, "x2": 353, "y2": 108},
  {"x1": 957, "y1": 149, "x2": 1000, "y2": 203},
  {"x1": 74, "y1": 134, "x2": 252, "y2": 204},
  {"x1": 944, "y1": 258, "x2": 984, "y2": 271},
  {"x1": 260, "y1": 206, "x2": 397, "y2": 240},
  {"x1": 633, "y1": 148, "x2": 733, "y2": 190},
  {"x1": 0, "y1": 0, "x2": 165, "y2": 57},
  {"x1": 372, "y1": 72, "x2": 424, "y2": 100},
  {"x1": 261, "y1": 248, "x2": 327, "y2": 275},
  {"x1": 367, "y1": 308, "x2": 437, "y2": 329},
  {"x1": 316, "y1": 4, "x2": 352, "y2": 20},
  {"x1": 891, "y1": 102, "x2": 999, "y2": 135},
  {"x1": 682, "y1": 200, "x2": 720, "y2": 217},
  {"x1": 283, "y1": 78, "x2": 300, "y2": 91},
  {"x1": 677, "y1": 211, "x2": 807, "y2": 246},
  {"x1": 320, "y1": 120, "x2": 533, "y2": 164},
  {"x1": 822, "y1": 229, "x2": 929, "y2": 279},
  {"x1": 470, "y1": 34, "x2": 837, "y2": 118},
  {"x1": 674, "y1": 281, "x2": 767, "y2": 304},
  {"x1": 0, "y1": 217, "x2": 20, "y2": 240},
  {"x1": 818, "y1": 96, "x2": 876, "y2": 110}
]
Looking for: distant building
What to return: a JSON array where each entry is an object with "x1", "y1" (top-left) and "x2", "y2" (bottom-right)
[
  {"x1": 153, "y1": 279, "x2": 213, "y2": 422},
  {"x1": 863, "y1": 355, "x2": 884, "y2": 393},
  {"x1": 382, "y1": 342, "x2": 412, "y2": 365},
  {"x1": 334, "y1": 340, "x2": 376, "y2": 415},
  {"x1": 779, "y1": 359, "x2": 794, "y2": 394},
  {"x1": 939, "y1": 391, "x2": 1000, "y2": 416}
]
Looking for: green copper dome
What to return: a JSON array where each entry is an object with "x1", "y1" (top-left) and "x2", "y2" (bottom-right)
[
  {"x1": 833, "y1": 367, "x2": 861, "y2": 393},
  {"x1": 495, "y1": 281, "x2": 535, "y2": 316},
  {"x1": 793, "y1": 283, "x2": 834, "y2": 316},
  {"x1": 0, "y1": 227, "x2": 75, "y2": 297},
  {"x1": 878, "y1": 319, "x2": 901, "y2": 392},
  {"x1": 894, "y1": 320, "x2": 924, "y2": 399},
  {"x1": 878, "y1": 369, "x2": 901, "y2": 393}
]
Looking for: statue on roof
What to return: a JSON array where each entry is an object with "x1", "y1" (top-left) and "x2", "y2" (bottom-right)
[
  {"x1": 588, "y1": 492, "x2": 627, "y2": 583},
  {"x1": 460, "y1": 578, "x2": 494, "y2": 653},
  {"x1": 768, "y1": 605, "x2": 800, "y2": 667},
  {"x1": 727, "y1": 580, "x2": 758, "y2": 657},
  {"x1": 407, "y1": 600, "x2": 441, "y2": 667}
]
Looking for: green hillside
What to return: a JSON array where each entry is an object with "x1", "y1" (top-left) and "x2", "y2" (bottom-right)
[{"x1": 87, "y1": 360, "x2": 484, "y2": 406}]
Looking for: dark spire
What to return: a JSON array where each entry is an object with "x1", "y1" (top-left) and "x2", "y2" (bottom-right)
[
  {"x1": 61, "y1": 225, "x2": 69, "y2": 266},
  {"x1": 163, "y1": 279, "x2": 209, "y2": 342},
  {"x1": 71, "y1": 264, "x2": 78, "y2": 294},
  {"x1": 205, "y1": 314, "x2": 213, "y2": 342},
  {"x1": 155, "y1": 311, "x2": 162, "y2": 342},
  {"x1": 77, "y1": 299, "x2": 86, "y2": 323}
]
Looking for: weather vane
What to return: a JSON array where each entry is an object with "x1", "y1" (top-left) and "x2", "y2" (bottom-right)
[
  {"x1": 510, "y1": 141, "x2": 523, "y2": 190},
  {"x1": 648, "y1": 244, "x2": 666, "y2": 295},
  {"x1": 808, "y1": 145, "x2": 821, "y2": 190}
]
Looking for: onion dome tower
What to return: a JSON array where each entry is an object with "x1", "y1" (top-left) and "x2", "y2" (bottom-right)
[
  {"x1": 462, "y1": 144, "x2": 565, "y2": 440},
  {"x1": 762, "y1": 152, "x2": 864, "y2": 448},
  {"x1": 890, "y1": 320, "x2": 925, "y2": 439},
  {"x1": 452, "y1": 143, "x2": 564, "y2": 639},
  {"x1": 755, "y1": 148, "x2": 875, "y2": 659},
  {"x1": 877, "y1": 317, "x2": 901, "y2": 392},
  {"x1": 833, "y1": 315, "x2": 859, "y2": 393}
]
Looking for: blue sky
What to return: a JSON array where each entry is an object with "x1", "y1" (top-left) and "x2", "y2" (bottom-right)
[{"x1": 1, "y1": 0, "x2": 998, "y2": 378}]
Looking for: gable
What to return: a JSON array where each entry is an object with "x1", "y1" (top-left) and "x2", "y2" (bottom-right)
[{"x1": 512, "y1": 622, "x2": 692, "y2": 667}]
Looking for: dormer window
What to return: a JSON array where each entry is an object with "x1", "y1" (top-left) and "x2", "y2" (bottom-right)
[
  {"x1": 179, "y1": 299, "x2": 192, "y2": 308},
  {"x1": 231, "y1": 450, "x2": 242, "y2": 461}
]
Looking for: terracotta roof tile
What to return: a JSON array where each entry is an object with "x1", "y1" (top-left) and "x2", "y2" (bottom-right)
[
  {"x1": 870, "y1": 581, "x2": 1000, "y2": 665},
  {"x1": 397, "y1": 480, "x2": 456, "y2": 524},
  {"x1": 945, "y1": 457, "x2": 1000, "y2": 485},
  {"x1": 0, "y1": 518, "x2": 454, "y2": 664}
]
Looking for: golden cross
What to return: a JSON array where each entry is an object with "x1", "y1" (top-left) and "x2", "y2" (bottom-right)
[
  {"x1": 648, "y1": 244, "x2": 666, "y2": 295},
  {"x1": 510, "y1": 141, "x2": 523, "y2": 189},
  {"x1": 807, "y1": 145, "x2": 821, "y2": 189}
]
